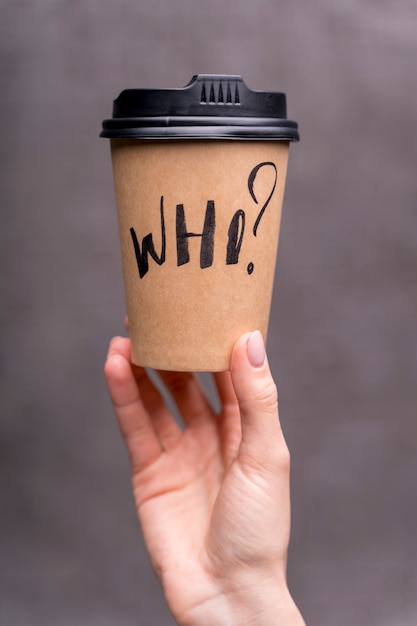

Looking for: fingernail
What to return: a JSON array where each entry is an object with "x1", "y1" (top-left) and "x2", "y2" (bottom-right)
[{"x1": 247, "y1": 330, "x2": 266, "y2": 368}]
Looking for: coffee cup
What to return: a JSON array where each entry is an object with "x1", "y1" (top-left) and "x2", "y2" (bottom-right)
[{"x1": 101, "y1": 74, "x2": 299, "y2": 371}]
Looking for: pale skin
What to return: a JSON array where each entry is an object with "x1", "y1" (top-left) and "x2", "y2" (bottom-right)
[{"x1": 104, "y1": 330, "x2": 305, "y2": 625}]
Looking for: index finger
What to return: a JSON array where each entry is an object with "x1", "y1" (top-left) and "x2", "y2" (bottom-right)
[{"x1": 105, "y1": 337, "x2": 162, "y2": 472}]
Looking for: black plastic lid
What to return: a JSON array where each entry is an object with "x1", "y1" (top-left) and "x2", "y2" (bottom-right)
[{"x1": 100, "y1": 74, "x2": 299, "y2": 141}]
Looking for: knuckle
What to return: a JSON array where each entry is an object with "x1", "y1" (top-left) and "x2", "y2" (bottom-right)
[
  {"x1": 253, "y1": 379, "x2": 278, "y2": 413},
  {"x1": 276, "y1": 442, "x2": 291, "y2": 472},
  {"x1": 265, "y1": 435, "x2": 291, "y2": 474}
]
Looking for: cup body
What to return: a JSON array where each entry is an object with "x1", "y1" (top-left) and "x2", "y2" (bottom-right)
[{"x1": 110, "y1": 138, "x2": 289, "y2": 371}]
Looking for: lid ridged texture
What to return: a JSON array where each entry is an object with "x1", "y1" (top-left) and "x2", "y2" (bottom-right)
[{"x1": 100, "y1": 74, "x2": 299, "y2": 141}]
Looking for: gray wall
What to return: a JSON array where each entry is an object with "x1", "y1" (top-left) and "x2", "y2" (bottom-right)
[{"x1": 1, "y1": 1, "x2": 416, "y2": 624}]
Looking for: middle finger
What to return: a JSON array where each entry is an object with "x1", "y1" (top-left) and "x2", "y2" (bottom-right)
[{"x1": 157, "y1": 370, "x2": 215, "y2": 429}]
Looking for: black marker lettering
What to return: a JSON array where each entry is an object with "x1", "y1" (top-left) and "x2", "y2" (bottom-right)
[
  {"x1": 176, "y1": 200, "x2": 215, "y2": 269},
  {"x1": 248, "y1": 162, "x2": 278, "y2": 236},
  {"x1": 226, "y1": 209, "x2": 245, "y2": 265},
  {"x1": 130, "y1": 196, "x2": 166, "y2": 279}
]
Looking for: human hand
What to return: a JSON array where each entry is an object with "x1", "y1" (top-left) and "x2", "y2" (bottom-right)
[{"x1": 104, "y1": 331, "x2": 305, "y2": 626}]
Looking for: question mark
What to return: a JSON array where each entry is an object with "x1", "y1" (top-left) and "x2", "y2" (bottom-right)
[{"x1": 246, "y1": 161, "x2": 278, "y2": 274}]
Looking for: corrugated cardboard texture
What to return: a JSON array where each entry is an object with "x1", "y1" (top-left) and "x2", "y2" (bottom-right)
[{"x1": 111, "y1": 140, "x2": 289, "y2": 370}]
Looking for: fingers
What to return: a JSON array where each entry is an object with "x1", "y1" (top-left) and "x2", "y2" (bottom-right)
[
  {"x1": 230, "y1": 331, "x2": 290, "y2": 475},
  {"x1": 214, "y1": 370, "x2": 237, "y2": 409},
  {"x1": 130, "y1": 367, "x2": 183, "y2": 450},
  {"x1": 157, "y1": 370, "x2": 215, "y2": 429},
  {"x1": 104, "y1": 337, "x2": 162, "y2": 472},
  {"x1": 109, "y1": 337, "x2": 183, "y2": 451}
]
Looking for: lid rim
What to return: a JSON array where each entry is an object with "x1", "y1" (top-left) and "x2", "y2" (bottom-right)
[
  {"x1": 102, "y1": 115, "x2": 298, "y2": 127},
  {"x1": 100, "y1": 127, "x2": 299, "y2": 141}
]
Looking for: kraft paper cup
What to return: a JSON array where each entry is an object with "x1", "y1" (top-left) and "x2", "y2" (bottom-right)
[{"x1": 101, "y1": 75, "x2": 299, "y2": 371}]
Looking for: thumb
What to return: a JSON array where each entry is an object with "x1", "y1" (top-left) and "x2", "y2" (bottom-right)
[{"x1": 230, "y1": 331, "x2": 290, "y2": 473}]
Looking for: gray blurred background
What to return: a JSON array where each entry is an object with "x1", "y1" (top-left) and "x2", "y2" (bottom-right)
[{"x1": 1, "y1": 1, "x2": 416, "y2": 624}]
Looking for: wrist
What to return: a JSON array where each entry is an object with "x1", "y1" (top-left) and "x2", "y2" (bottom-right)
[{"x1": 177, "y1": 578, "x2": 305, "y2": 626}]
